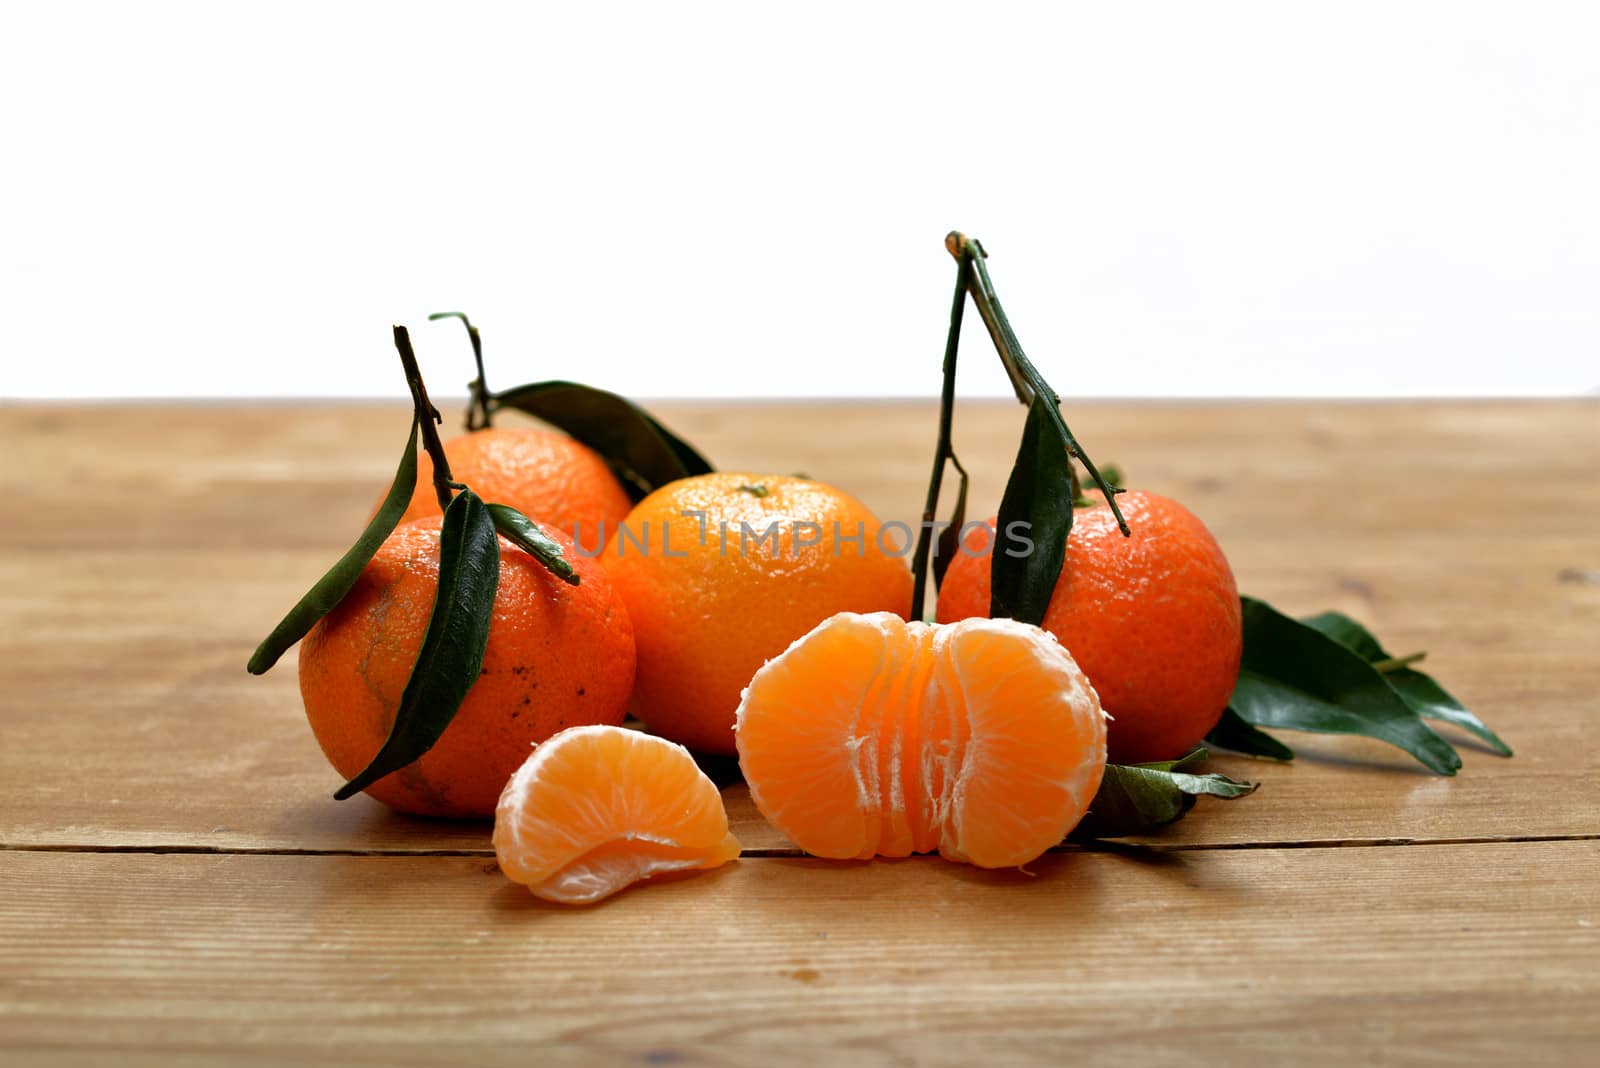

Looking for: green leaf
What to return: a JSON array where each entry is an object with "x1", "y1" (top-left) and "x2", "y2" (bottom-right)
[
  {"x1": 247, "y1": 418, "x2": 420, "y2": 675},
  {"x1": 334, "y1": 489, "x2": 500, "y2": 800},
  {"x1": 1300, "y1": 611, "x2": 1511, "y2": 756},
  {"x1": 1205, "y1": 706, "x2": 1296, "y2": 761},
  {"x1": 990, "y1": 393, "x2": 1075, "y2": 625},
  {"x1": 1384, "y1": 669, "x2": 1512, "y2": 756},
  {"x1": 1072, "y1": 748, "x2": 1258, "y2": 840},
  {"x1": 1298, "y1": 610, "x2": 1383, "y2": 659},
  {"x1": 1231, "y1": 597, "x2": 1462, "y2": 775},
  {"x1": 490, "y1": 381, "x2": 713, "y2": 500},
  {"x1": 486, "y1": 503, "x2": 579, "y2": 586},
  {"x1": 932, "y1": 453, "x2": 969, "y2": 590}
]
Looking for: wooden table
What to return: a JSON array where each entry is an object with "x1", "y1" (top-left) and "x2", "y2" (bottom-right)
[{"x1": 3, "y1": 400, "x2": 1597, "y2": 1065}]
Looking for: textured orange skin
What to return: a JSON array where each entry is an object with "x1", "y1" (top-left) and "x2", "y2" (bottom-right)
[
  {"x1": 399, "y1": 427, "x2": 633, "y2": 547},
  {"x1": 602, "y1": 473, "x2": 913, "y2": 755},
  {"x1": 936, "y1": 491, "x2": 1241, "y2": 765},
  {"x1": 298, "y1": 516, "x2": 636, "y2": 817}
]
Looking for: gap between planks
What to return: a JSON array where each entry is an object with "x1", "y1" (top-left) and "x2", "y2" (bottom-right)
[{"x1": 5, "y1": 831, "x2": 1597, "y2": 859}]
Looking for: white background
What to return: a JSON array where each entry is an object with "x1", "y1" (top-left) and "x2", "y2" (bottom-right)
[{"x1": 2, "y1": 1, "x2": 1597, "y2": 400}]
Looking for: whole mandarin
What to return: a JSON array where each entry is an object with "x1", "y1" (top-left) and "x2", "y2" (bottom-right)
[
  {"x1": 936, "y1": 491, "x2": 1241, "y2": 764},
  {"x1": 602, "y1": 473, "x2": 913, "y2": 755},
  {"x1": 299, "y1": 515, "x2": 636, "y2": 816}
]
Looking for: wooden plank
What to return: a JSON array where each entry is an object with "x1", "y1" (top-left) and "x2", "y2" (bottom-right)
[
  {"x1": 6, "y1": 400, "x2": 1597, "y2": 552},
  {"x1": 0, "y1": 612, "x2": 1591, "y2": 854},
  {"x1": 1, "y1": 402, "x2": 1596, "y2": 852},
  {"x1": 2, "y1": 843, "x2": 1596, "y2": 1065}
]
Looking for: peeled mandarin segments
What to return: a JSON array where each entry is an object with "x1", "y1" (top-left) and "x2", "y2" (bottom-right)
[
  {"x1": 494, "y1": 725, "x2": 741, "y2": 905},
  {"x1": 735, "y1": 612, "x2": 1107, "y2": 869}
]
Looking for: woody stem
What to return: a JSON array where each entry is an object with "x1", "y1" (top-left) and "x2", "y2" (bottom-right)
[
  {"x1": 945, "y1": 231, "x2": 1130, "y2": 535},
  {"x1": 393, "y1": 325, "x2": 457, "y2": 512}
]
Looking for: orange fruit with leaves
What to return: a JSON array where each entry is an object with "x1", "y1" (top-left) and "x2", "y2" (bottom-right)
[
  {"x1": 736, "y1": 611, "x2": 1107, "y2": 867},
  {"x1": 495, "y1": 724, "x2": 741, "y2": 904},
  {"x1": 298, "y1": 515, "x2": 636, "y2": 817},
  {"x1": 602, "y1": 473, "x2": 913, "y2": 755},
  {"x1": 399, "y1": 426, "x2": 633, "y2": 547},
  {"x1": 937, "y1": 490, "x2": 1242, "y2": 764}
]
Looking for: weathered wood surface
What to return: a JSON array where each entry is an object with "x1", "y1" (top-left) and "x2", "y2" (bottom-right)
[
  {"x1": 1, "y1": 400, "x2": 1596, "y2": 1062},
  {"x1": 3, "y1": 843, "x2": 1597, "y2": 1066}
]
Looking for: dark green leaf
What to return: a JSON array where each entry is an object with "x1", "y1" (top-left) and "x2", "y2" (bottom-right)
[
  {"x1": 1206, "y1": 706, "x2": 1296, "y2": 761},
  {"x1": 645, "y1": 413, "x2": 715, "y2": 481},
  {"x1": 490, "y1": 381, "x2": 713, "y2": 500},
  {"x1": 334, "y1": 489, "x2": 500, "y2": 800},
  {"x1": 1384, "y1": 669, "x2": 1511, "y2": 756},
  {"x1": 1072, "y1": 748, "x2": 1257, "y2": 840},
  {"x1": 1299, "y1": 610, "x2": 1384, "y2": 660},
  {"x1": 247, "y1": 418, "x2": 419, "y2": 675},
  {"x1": 932, "y1": 453, "x2": 969, "y2": 590},
  {"x1": 1231, "y1": 597, "x2": 1462, "y2": 775},
  {"x1": 486, "y1": 503, "x2": 579, "y2": 586},
  {"x1": 990, "y1": 393, "x2": 1075, "y2": 625},
  {"x1": 1300, "y1": 611, "x2": 1511, "y2": 756}
]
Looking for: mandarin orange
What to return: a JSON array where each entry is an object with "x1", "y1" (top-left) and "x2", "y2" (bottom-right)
[
  {"x1": 494, "y1": 724, "x2": 741, "y2": 904},
  {"x1": 398, "y1": 426, "x2": 633, "y2": 547},
  {"x1": 298, "y1": 515, "x2": 636, "y2": 817},
  {"x1": 937, "y1": 490, "x2": 1241, "y2": 764},
  {"x1": 736, "y1": 611, "x2": 1107, "y2": 868},
  {"x1": 601, "y1": 473, "x2": 913, "y2": 755}
]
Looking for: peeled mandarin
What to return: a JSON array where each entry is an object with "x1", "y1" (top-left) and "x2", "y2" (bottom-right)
[{"x1": 735, "y1": 611, "x2": 1107, "y2": 869}]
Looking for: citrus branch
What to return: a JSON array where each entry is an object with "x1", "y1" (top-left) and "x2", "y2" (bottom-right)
[
  {"x1": 944, "y1": 231, "x2": 1131, "y2": 537},
  {"x1": 393, "y1": 325, "x2": 457, "y2": 513},
  {"x1": 909, "y1": 259, "x2": 970, "y2": 622},
  {"x1": 428, "y1": 311, "x2": 493, "y2": 430}
]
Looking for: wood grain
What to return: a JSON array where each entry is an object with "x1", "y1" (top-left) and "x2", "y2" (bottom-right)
[
  {"x1": 2, "y1": 399, "x2": 1597, "y2": 1063},
  {"x1": 3, "y1": 843, "x2": 1597, "y2": 1066},
  {"x1": 1, "y1": 402, "x2": 1595, "y2": 853}
]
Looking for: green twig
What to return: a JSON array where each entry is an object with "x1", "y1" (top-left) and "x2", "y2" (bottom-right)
[
  {"x1": 428, "y1": 311, "x2": 492, "y2": 430},
  {"x1": 1373, "y1": 651, "x2": 1428, "y2": 673},
  {"x1": 909, "y1": 258, "x2": 970, "y2": 621},
  {"x1": 393, "y1": 326, "x2": 456, "y2": 513},
  {"x1": 945, "y1": 232, "x2": 1130, "y2": 536}
]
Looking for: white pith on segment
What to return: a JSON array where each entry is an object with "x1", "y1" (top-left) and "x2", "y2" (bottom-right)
[
  {"x1": 735, "y1": 612, "x2": 1108, "y2": 869},
  {"x1": 493, "y1": 725, "x2": 739, "y2": 904}
]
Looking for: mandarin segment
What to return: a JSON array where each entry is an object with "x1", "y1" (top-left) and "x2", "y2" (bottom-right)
[
  {"x1": 733, "y1": 613, "x2": 893, "y2": 860},
  {"x1": 936, "y1": 619, "x2": 1108, "y2": 868},
  {"x1": 494, "y1": 725, "x2": 741, "y2": 905},
  {"x1": 735, "y1": 612, "x2": 1108, "y2": 869}
]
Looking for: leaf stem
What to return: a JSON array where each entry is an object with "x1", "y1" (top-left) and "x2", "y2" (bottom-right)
[
  {"x1": 945, "y1": 232, "x2": 1131, "y2": 537},
  {"x1": 428, "y1": 312, "x2": 492, "y2": 430},
  {"x1": 393, "y1": 325, "x2": 456, "y2": 513},
  {"x1": 1373, "y1": 651, "x2": 1428, "y2": 673},
  {"x1": 909, "y1": 258, "x2": 970, "y2": 621}
]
